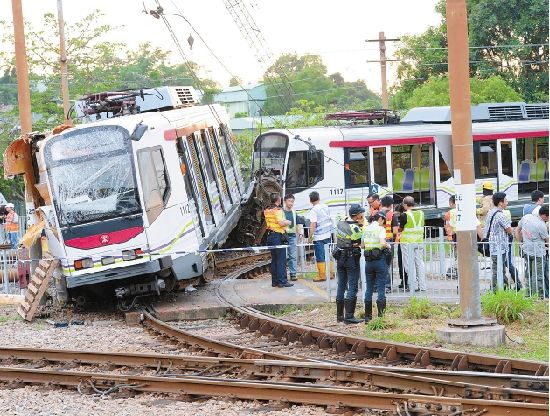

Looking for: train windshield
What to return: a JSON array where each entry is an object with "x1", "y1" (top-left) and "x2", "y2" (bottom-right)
[
  {"x1": 45, "y1": 125, "x2": 141, "y2": 227},
  {"x1": 252, "y1": 133, "x2": 288, "y2": 173}
]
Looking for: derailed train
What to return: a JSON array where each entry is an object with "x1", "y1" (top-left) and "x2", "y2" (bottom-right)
[{"x1": 6, "y1": 86, "x2": 273, "y2": 305}]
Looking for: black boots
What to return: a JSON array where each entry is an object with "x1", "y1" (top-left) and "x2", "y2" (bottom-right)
[
  {"x1": 364, "y1": 301, "x2": 373, "y2": 323},
  {"x1": 336, "y1": 300, "x2": 344, "y2": 322},
  {"x1": 344, "y1": 298, "x2": 362, "y2": 324},
  {"x1": 376, "y1": 299, "x2": 386, "y2": 317}
]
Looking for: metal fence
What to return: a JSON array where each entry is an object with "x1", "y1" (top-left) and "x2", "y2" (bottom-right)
[{"x1": 317, "y1": 228, "x2": 548, "y2": 303}]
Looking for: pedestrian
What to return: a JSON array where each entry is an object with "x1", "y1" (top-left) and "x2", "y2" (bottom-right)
[
  {"x1": 283, "y1": 194, "x2": 305, "y2": 282},
  {"x1": 5, "y1": 203, "x2": 19, "y2": 249},
  {"x1": 363, "y1": 211, "x2": 391, "y2": 322},
  {"x1": 379, "y1": 195, "x2": 394, "y2": 292},
  {"x1": 367, "y1": 193, "x2": 380, "y2": 217},
  {"x1": 308, "y1": 191, "x2": 334, "y2": 282},
  {"x1": 515, "y1": 205, "x2": 549, "y2": 298},
  {"x1": 483, "y1": 192, "x2": 519, "y2": 291},
  {"x1": 444, "y1": 195, "x2": 458, "y2": 278},
  {"x1": 394, "y1": 203, "x2": 409, "y2": 290},
  {"x1": 398, "y1": 196, "x2": 427, "y2": 292},
  {"x1": 477, "y1": 181, "x2": 494, "y2": 228},
  {"x1": 523, "y1": 190, "x2": 545, "y2": 216},
  {"x1": 264, "y1": 193, "x2": 293, "y2": 288},
  {"x1": 334, "y1": 204, "x2": 364, "y2": 324},
  {"x1": 0, "y1": 204, "x2": 6, "y2": 245}
]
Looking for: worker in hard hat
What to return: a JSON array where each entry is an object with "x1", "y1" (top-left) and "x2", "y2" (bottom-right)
[
  {"x1": 477, "y1": 181, "x2": 494, "y2": 228},
  {"x1": 5, "y1": 203, "x2": 19, "y2": 249}
]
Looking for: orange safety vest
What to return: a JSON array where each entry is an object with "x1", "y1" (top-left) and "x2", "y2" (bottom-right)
[
  {"x1": 384, "y1": 210, "x2": 394, "y2": 240},
  {"x1": 5, "y1": 212, "x2": 19, "y2": 233},
  {"x1": 264, "y1": 207, "x2": 286, "y2": 233}
]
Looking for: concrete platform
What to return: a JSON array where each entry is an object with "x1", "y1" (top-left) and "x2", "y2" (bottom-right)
[
  {"x1": 148, "y1": 277, "x2": 327, "y2": 321},
  {"x1": 436, "y1": 324, "x2": 506, "y2": 347}
]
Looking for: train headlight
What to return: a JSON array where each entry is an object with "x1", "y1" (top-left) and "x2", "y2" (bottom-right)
[
  {"x1": 101, "y1": 256, "x2": 115, "y2": 266},
  {"x1": 74, "y1": 258, "x2": 94, "y2": 270},
  {"x1": 122, "y1": 249, "x2": 143, "y2": 261}
]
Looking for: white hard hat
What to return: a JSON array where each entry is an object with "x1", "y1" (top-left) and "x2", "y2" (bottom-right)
[{"x1": 5, "y1": 203, "x2": 14, "y2": 209}]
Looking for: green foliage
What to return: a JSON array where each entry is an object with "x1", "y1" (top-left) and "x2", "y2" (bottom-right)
[
  {"x1": 234, "y1": 111, "x2": 248, "y2": 118},
  {"x1": 365, "y1": 316, "x2": 392, "y2": 331},
  {"x1": 403, "y1": 75, "x2": 522, "y2": 109},
  {"x1": 392, "y1": 0, "x2": 549, "y2": 108},
  {"x1": 233, "y1": 130, "x2": 255, "y2": 179},
  {"x1": 262, "y1": 53, "x2": 380, "y2": 116},
  {"x1": 403, "y1": 297, "x2": 435, "y2": 319},
  {"x1": 481, "y1": 290, "x2": 535, "y2": 324}
]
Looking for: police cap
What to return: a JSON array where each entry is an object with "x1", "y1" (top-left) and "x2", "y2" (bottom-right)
[{"x1": 348, "y1": 204, "x2": 365, "y2": 216}]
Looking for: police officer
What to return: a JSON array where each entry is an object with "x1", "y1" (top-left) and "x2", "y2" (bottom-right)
[
  {"x1": 334, "y1": 204, "x2": 364, "y2": 324},
  {"x1": 264, "y1": 193, "x2": 293, "y2": 288},
  {"x1": 363, "y1": 211, "x2": 390, "y2": 323}
]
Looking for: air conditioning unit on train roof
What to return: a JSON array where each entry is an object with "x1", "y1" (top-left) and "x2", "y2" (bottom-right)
[
  {"x1": 75, "y1": 86, "x2": 201, "y2": 123},
  {"x1": 402, "y1": 102, "x2": 549, "y2": 123}
]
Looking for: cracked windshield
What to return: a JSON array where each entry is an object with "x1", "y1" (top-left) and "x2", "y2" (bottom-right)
[{"x1": 46, "y1": 126, "x2": 141, "y2": 227}]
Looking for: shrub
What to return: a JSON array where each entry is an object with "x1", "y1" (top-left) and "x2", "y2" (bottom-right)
[
  {"x1": 481, "y1": 290, "x2": 535, "y2": 324},
  {"x1": 403, "y1": 297, "x2": 434, "y2": 319},
  {"x1": 365, "y1": 317, "x2": 392, "y2": 331}
]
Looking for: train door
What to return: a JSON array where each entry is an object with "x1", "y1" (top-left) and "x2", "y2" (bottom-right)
[
  {"x1": 369, "y1": 146, "x2": 390, "y2": 197},
  {"x1": 177, "y1": 138, "x2": 206, "y2": 242},
  {"x1": 344, "y1": 148, "x2": 371, "y2": 208},
  {"x1": 194, "y1": 131, "x2": 224, "y2": 224},
  {"x1": 496, "y1": 140, "x2": 518, "y2": 200},
  {"x1": 214, "y1": 126, "x2": 242, "y2": 203},
  {"x1": 184, "y1": 134, "x2": 215, "y2": 232},
  {"x1": 204, "y1": 127, "x2": 233, "y2": 210},
  {"x1": 473, "y1": 140, "x2": 498, "y2": 195}
]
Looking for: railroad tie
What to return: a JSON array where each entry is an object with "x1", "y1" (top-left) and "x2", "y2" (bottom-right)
[{"x1": 17, "y1": 258, "x2": 59, "y2": 322}]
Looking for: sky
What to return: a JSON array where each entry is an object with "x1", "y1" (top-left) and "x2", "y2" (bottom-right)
[{"x1": 1, "y1": 0, "x2": 442, "y2": 94}]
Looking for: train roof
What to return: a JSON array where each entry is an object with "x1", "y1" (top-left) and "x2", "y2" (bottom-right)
[{"x1": 263, "y1": 117, "x2": 549, "y2": 147}]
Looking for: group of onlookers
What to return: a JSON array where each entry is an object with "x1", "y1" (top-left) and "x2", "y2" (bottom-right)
[
  {"x1": 264, "y1": 186, "x2": 548, "y2": 326},
  {"x1": 447, "y1": 183, "x2": 548, "y2": 297}
]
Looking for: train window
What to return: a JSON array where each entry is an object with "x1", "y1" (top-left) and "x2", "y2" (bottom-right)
[
  {"x1": 198, "y1": 131, "x2": 216, "y2": 184},
  {"x1": 253, "y1": 133, "x2": 288, "y2": 174},
  {"x1": 372, "y1": 148, "x2": 388, "y2": 186},
  {"x1": 500, "y1": 141, "x2": 513, "y2": 176},
  {"x1": 438, "y1": 151, "x2": 452, "y2": 182},
  {"x1": 286, "y1": 150, "x2": 324, "y2": 190},
  {"x1": 137, "y1": 147, "x2": 170, "y2": 224},
  {"x1": 215, "y1": 127, "x2": 233, "y2": 170},
  {"x1": 517, "y1": 137, "x2": 549, "y2": 197},
  {"x1": 347, "y1": 149, "x2": 369, "y2": 187},
  {"x1": 474, "y1": 141, "x2": 498, "y2": 178}
]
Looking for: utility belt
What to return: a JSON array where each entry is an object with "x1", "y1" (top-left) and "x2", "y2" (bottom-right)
[
  {"x1": 332, "y1": 246, "x2": 361, "y2": 262},
  {"x1": 365, "y1": 247, "x2": 392, "y2": 262}
]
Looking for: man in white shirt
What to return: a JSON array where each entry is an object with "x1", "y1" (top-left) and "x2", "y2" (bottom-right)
[{"x1": 308, "y1": 191, "x2": 333, "y2": 282}]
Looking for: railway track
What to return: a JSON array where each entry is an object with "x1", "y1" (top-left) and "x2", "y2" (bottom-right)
[
  {"x1": 0, "y1": 347, "x2": 546, "y2": 415},
  {"x1": 210, "y1": 256, "x2": 549, "y2": 376}
]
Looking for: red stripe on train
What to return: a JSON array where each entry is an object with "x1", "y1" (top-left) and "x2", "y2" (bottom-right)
[
  {"x1": 330, "y1": 136, "x2": 435, "y2": 148},
  {"x1": 473, "y1": 130, "x2": 549, "y2": 141},
  {"x1": 64, "y1": 226, "x2": 144, "y2": 250}
]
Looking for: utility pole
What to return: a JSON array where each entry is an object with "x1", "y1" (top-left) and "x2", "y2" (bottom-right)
[
  {"x1": 366, "y1": 32, "x2": 400, "y2": 109},
  {"x1": 57, "y1": 0, "x2": 71, "y2": 125},
  {"x1": 436, "y1": 0, "x2": 503, "y2": 346}
]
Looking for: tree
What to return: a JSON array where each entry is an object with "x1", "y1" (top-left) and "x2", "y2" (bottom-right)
[
  {"x1": 229, "y1": 76, "x2": 242, "y2": 87},
  {"x1": 392, "y1": 0, "x2": 549, "y2": 108},
  {"x1": 262, "y1": 53, "x2": 380, "y2": 115},
  {"x1": 404, "y1": 75, "x2": 522, "y2": 109}
]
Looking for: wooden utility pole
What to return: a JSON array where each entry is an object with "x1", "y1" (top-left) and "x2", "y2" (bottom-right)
[
  {"x1": 445, "y1": 0, "x2": 485, "y2": 325},
  {"x1": 57, "y1": 0, "x2": 72, "y2": 125},
  {"x1": 11, "y1": 0, "x2": 32, "y2": 135},
  {"x1": 366, "y1": 32, "x2": 400, "y2": 109}
]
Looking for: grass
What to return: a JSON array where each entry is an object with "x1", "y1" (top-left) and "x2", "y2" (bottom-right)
[
  {"x1": 481, "y1": 289, "x2": 535, "y2": 324},
  {"x1": 296, "y1": 299, "x2": 548, "y2": 361},
  {"x1": 403, "y1": 297, "x2": 436, "y2": 319}
]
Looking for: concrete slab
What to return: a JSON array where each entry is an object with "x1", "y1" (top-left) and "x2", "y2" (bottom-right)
[
  {"x1": 436, "y1": 324, "x2": 506, "y2": 347},
  {"x1": 150, "y1": 277, "x2": 327, "y2": 321},
  {"x1": 0, "y1": 294, "x2": 24, "y2": 305}
]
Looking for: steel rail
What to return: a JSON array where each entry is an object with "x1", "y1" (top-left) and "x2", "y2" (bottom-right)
[
  {"x1": 209, "y1": 257, "x2": 548, "y2": 376},
  {"x1": 140, "y1": 310, "x2": 294, "y2": 361},
  {"x1": 0, "y1": 347, "x2": 546, "y2": 403},
  {"x1": 0, "y1": 366, "x2": 546, "y2": 415}
]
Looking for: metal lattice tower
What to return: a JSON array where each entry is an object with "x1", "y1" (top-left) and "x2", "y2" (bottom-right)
[{"x1": 223, "y1": 0, "x2": 294, "y2": 111}]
